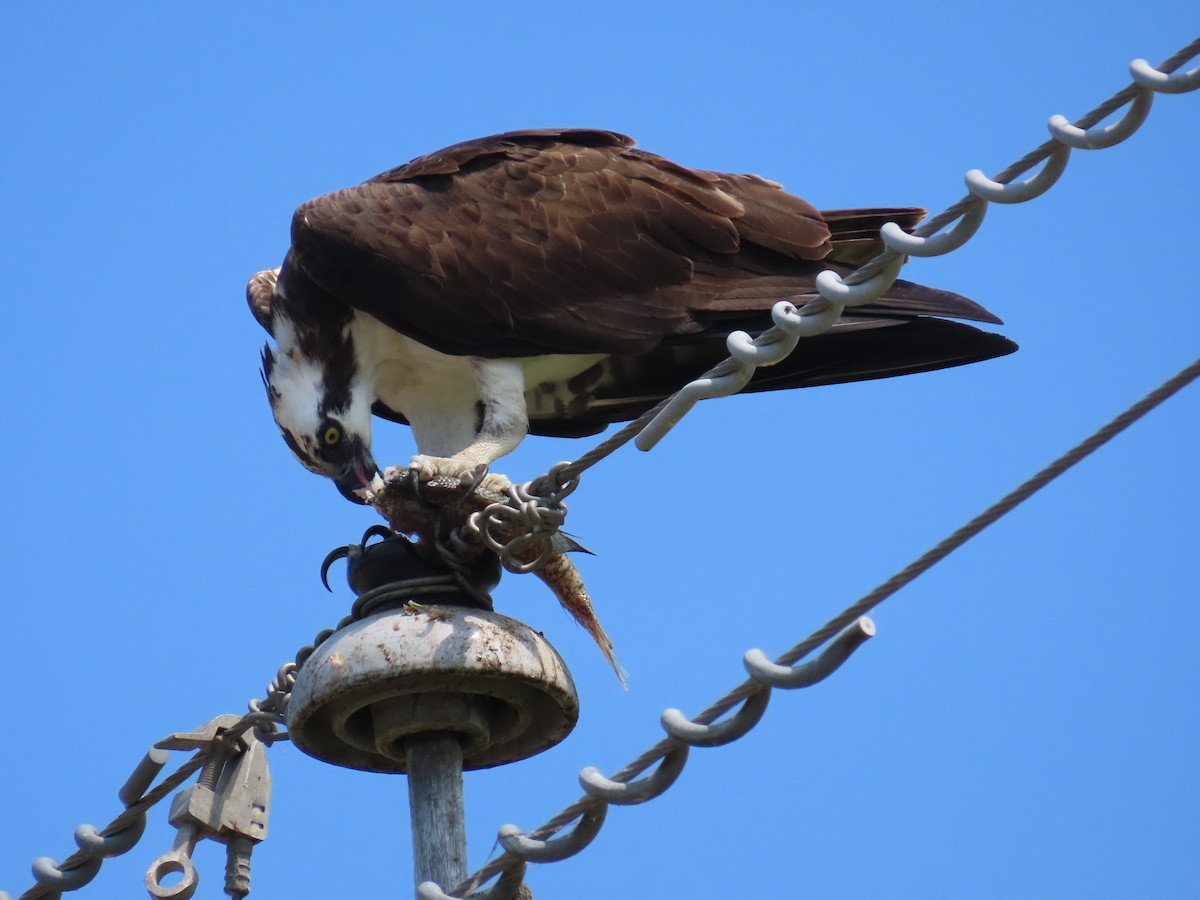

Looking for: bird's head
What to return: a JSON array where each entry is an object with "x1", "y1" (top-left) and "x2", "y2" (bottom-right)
[{"x1": 260, "y1": 335, "x2": 380, "y2": 503}]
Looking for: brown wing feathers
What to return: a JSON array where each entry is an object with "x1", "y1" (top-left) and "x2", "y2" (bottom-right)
[
  {"x1": 271, "y1": 128, "x2": 1014, "y2": 433},
  {"x1": 291, "y1": 129, "x2": 990, "y2": 357}
]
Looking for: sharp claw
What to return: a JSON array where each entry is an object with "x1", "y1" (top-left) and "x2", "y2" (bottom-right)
[
  {"x1": 406, "y1": 465, "x2": 435, "y2": 507},
  {"x1": 319, "y1": 545, "x2": 351, "y2": 592},
  {"x1": 362, "y1": 524, "x2": 395, "y2": 545},
  {"x1": 460, "y1": 463, "x2": 490, "y2": 492},
  {"x1": 320, "y1": 527, "x2": 396, "y2": 593}
]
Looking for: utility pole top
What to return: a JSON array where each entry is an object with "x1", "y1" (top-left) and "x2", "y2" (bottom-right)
[
  {"x1": 288, "y1": 527, "x2": 579, "y2": 774},
  {"x1": 287, "y1": 603, "x2": 579, "y2": 773}
]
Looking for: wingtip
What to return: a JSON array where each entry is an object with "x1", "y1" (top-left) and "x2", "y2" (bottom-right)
[{"x1": 969, "y1": 304, "x2": 1005, "y2": 327}]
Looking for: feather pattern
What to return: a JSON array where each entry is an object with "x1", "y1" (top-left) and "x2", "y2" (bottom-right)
[
  {"x1": 285, "y1": 130, "x2": 1005, "y2": 352},
  {"x1": 254, "y1": 128, "x2": 1015, "y2": 438}
]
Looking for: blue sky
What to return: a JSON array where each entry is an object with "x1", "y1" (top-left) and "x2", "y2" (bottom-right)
[{"x1": 2, "y1": 4, "x2": 1197, "y2": 899}]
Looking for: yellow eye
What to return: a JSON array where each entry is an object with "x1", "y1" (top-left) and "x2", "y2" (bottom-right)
[{"x1": 322, "y1": 425, "x2": 342, "y2": 446}]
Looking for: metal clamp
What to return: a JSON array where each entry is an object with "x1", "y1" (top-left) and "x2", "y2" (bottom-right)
[{"x1": 146, "y1": 716, "x2": 272, "y2": 900}]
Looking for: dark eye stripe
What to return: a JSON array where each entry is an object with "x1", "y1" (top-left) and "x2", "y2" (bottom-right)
[{"x1": 279, "y1": 428, "x2": 325, "y2": 473}]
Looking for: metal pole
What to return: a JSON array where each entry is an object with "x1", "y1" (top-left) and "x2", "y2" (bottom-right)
[{"x1": 406, "y1": 732, "x2": 468, "y2": 895}]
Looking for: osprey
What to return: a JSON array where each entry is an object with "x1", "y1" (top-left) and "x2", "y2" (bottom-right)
[{"x1": 249, "y1": 129, "x2": 1015, "y2": 500}]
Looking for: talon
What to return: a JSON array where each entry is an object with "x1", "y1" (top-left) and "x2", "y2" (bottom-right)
[
  {"x1": 400, "y1": 456, "x2": 505, "y2": 506},
  {"x1": 404, "y1": 465, "x2": 440, "y2": 508},
  {"x1": 321, "y1": 527, "x2": 395, "y2": 591},
  {"x1": 407, "y1": 454, "x2": 440, "y2": 483},
  {"x1": 319, "y1": 546, "x2": 351, "y2": 592},
  {"x1": 361, "y1": 524, "x2": 395, "y2": 545},
  {"x1": 459, "y1": 463, "x2": 490, "y2": 492},
  {"x1": 408, "y1": 455, "x2": 487, "y2": 490}
]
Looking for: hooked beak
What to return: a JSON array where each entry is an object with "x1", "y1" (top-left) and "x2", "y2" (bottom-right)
[{"x1": 333, "y1": 439, "x2": 381, "y2": 505}]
